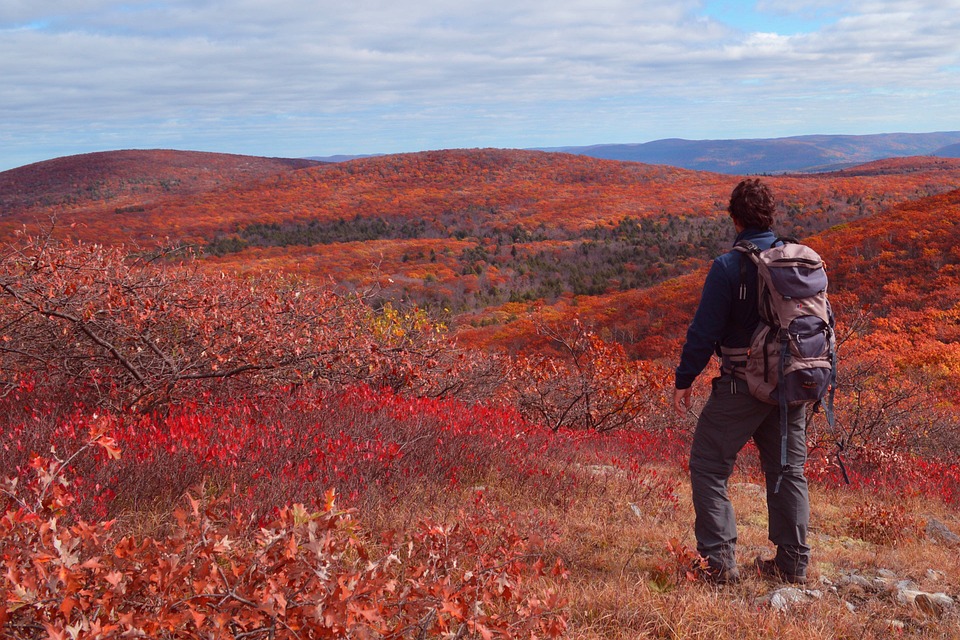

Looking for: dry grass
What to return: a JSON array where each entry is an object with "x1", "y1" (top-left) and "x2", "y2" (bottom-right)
[{"x1": 466, "y1": 460, "x2": 960, "y2": 640}]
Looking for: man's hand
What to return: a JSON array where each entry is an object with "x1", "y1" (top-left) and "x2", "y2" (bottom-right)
[{"x1": 673, "y1": 386, "x2": 693, "y2": 418}]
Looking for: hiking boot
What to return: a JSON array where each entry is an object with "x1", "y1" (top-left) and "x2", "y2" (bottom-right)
[
  {"x1": 754, "y1": 556, "x2": 807, "y2": 585},
  {"x1": 695, "y1": 561, "x2": 741, "y2": 585}
]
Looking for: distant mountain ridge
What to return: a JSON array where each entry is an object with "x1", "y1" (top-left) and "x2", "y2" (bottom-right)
[{"x1": 542, "y1": 131, "x2": 960, "y2": 174}]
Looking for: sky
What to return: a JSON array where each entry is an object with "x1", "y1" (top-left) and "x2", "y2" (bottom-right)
[{"x1": 2, "y1": 0, "x2": 960, "y2": 171}]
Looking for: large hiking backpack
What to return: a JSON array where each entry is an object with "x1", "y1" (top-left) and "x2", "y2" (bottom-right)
[
  {"x1": 734, "y1": 239, "x2": 836, "y2": 407},
  {"x1": 734, "y1": 238, "x2": 837, "y2": 489}
]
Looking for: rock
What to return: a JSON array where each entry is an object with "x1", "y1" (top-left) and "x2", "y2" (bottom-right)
[
  {"x1": 761, "y1": 587, "x2": 823, "y2": 612},
  {"x1": 898, "y1": 589, "x2": 955, "y2": 617},
  {"x1": 894, "y1": 579, "x2": 919, "y2": 592},
  {"x1": 925, "y1": 569, "x2": 946, "y2": 583},
  {"x1": 915, "y1": 594, "x2": 943, "y2": 617},
  {"x1": 839, "y1": 573, "x2": 875, "y2": 591},
  {"x1": 769, "y1": 588, "x2": 806, "y2": 612},
  {"x1": 925, "y1": 518, "x2": 960, "y2": 546}
]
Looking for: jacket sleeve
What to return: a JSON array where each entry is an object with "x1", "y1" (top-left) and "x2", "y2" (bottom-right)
[{"x1": 674, "y1": 258, "x2": 734, "y2": 389}]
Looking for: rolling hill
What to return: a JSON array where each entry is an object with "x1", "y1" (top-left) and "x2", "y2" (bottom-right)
[
  {"x1": 462, "y1": 184, "x2": 960, "y2": 362},
  {"x1": 4, "y1": 149, "x2": 960, "y2": 327},
  {"x1": 4, "y1": 148, "x2": 960, "y2": 339},
  {"x1": 0, "y1": 149, "x2": 321, "y2": 218}
]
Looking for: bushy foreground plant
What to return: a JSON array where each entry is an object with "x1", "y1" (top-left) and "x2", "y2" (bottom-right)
[
  {"x1": 506, "y1": 317, "x2": 667, "y2": 432},
  {"x1": 0, "y1": 233, "x2": 499, "y2": 413},
  {"x1": 0, "y1": 375, "x2": 686, "y2": 528},
  {"x1": 2, "y1": 455, "x2": 567, "y2": 640},
  {"x1": 0, "y1": 233, "x2": 671, "y2": 435}
]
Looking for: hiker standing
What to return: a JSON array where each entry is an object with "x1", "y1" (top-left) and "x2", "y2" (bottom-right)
[{"x1": 672, "y1": 178, "x2": 811, "y2": 585}]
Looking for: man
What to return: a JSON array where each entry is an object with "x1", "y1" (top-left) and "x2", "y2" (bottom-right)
[{"x1": 673, "y1": 178, "x2": 809, "y2": 585}]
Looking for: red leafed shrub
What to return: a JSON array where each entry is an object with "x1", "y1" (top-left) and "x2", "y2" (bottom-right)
[
  {"x1": 806, "y1": 440, "x2": 960, "y2": 506},
  {"x1": 648, "y1": 538, "x2": 710, "y2": 590},
  {"x1": 505, "y1": 317, "x2": 669, "y2": 432},
  {"x1": 846, "y1": 502, "x2": 924, "y2": 546},
  {"x1": 0, "y1": 382, "x2": 573, "y2": 520},
  {"x1": 0, "y1": 233, "x2": 497, "y2": 413},
  {"x1": 2, "y1": 463, "x2": 567, "y2": 640}
]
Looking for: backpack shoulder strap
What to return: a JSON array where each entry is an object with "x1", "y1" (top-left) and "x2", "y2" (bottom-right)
[
  {"x1": 733, "y1": 239, "x2": 761, "y2": 256},
  {"x1": 733, "y1": 240, "x2": 760, "y2": 301}
]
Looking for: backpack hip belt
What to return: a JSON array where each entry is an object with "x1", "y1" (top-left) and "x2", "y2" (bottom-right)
[{"x1": 718, "y1": 345, "x2": 749, "y2": 378}]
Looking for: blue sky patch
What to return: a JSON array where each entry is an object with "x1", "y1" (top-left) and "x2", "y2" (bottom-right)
[{"x1": 700, "y1": 0, "x2": 838, "y2": 35}]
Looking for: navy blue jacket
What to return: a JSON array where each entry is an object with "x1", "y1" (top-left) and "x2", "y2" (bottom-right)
[{"x1": 675, "y1": 228, "x2": 778, "y2": 390}]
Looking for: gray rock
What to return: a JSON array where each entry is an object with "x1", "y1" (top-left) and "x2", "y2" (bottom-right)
[
  {"x1": 915, "y1": 593, "x2": 954, "y2": 617},
  {"x1": 897, "y1": 589, "x2": 955, "y2": 617},
  {"x1": 925, "y1": 569, "x2": 946, "y2": 583},
  {"x1": 769, "y1": 588, "x2": 807, "y2": 612},
  {"x1": 926, "y1": 518, "x2": 960, "y2": 546},
  {"x1": 761, "y1": 587, "x2": 823, "y2": 612},
  {"x1": 839, "y1": 573, "x2": 875, "y2": 590},
  {"x1": 894, "y1": 579, "x2": 919, "y2": 591}
]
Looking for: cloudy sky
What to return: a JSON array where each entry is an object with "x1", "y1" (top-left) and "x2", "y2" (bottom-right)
[{"x1": 2, "y1": 0, "x2": 959, "y2": 171}]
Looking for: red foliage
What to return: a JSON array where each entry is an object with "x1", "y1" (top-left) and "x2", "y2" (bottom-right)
[
  {"x1": 0, "y1": 234, "x2": 495, "y2": 412},
  {"x1": 0, "y1": 149, "x2": 319, "y2": 217},
  {"x1": 0, "y1": 375, "x2": 684, "y2": 525},
  {"x1": 504, "y1": 316, "x2": 669, "y2": 432},
  {"x1": 2, "y1": 466, "x2": 567, "y2": 639},
  {"x1": 6, "y1": 150, "x2": 960, "y2": 638}
]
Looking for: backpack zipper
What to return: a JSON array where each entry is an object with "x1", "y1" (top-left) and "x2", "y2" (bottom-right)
[{"x1": 771, "y1": 257, "x2": 821, "y2": 266}]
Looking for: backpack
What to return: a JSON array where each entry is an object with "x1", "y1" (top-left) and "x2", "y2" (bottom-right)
[{"x1": 734, "y1": 238, "x2": 838, "y2": 489}]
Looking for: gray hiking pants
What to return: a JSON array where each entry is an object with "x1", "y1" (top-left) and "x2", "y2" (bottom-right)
[{"x1": 689, "y1": 374, "x2": 810, "y2": 575}]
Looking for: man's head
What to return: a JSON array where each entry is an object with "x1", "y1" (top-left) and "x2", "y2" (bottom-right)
[{"x1": 728, "y1": 178, "x2": 775, "y2": 231}]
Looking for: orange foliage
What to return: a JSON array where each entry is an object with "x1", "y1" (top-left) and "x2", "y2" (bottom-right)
[
  {"x1": 3, "y1": 455, "x2": 567, "y2": 639},
  {"x1": 7, "y1": 149, "x2": 960, "y2": 251}
]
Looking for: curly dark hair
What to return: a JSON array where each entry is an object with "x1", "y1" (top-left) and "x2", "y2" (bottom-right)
[{"x1": 728, "y1": 178, "x2": 775, "y2": 230}]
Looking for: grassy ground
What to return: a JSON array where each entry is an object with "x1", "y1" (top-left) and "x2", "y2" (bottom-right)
[{"x1": 472, "y1": 460, "x2": 960, "y2": 639}]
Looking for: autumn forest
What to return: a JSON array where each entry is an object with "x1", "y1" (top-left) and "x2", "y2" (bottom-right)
[{"x1": 3, "y1": 148, "x2": 960, "y2": 638}]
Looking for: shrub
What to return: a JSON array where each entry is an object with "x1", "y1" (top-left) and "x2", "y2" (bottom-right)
[{"x1": 2, "y1": 462, "x2": 568, "y2": 639}]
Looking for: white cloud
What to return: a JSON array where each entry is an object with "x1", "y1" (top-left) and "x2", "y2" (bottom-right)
[{"x1": 1, "y1": 0, "x2": 959, "y2": 170}]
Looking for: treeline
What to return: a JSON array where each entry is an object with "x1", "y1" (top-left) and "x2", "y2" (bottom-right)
[
  {"x1": 206, "y1": 216, "x2": 437, "y2": 255},
  {"x1": 203, "y1": 212, "x2": 733, "y2": 311}
]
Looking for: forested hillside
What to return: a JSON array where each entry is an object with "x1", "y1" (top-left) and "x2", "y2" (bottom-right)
[
  {"x1": 0, "y1": 149, "x2": 320, "y2": 218},
  {"x1": 5, "y1": 149, "x2": 960, "y2": 324},
  {"x1": 3, "y1": 149, "x2": 960, "y2": 639}
]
